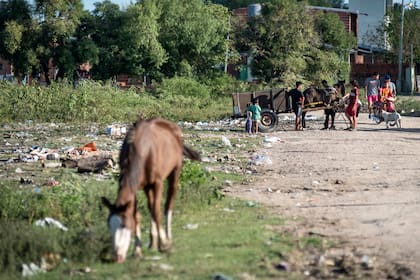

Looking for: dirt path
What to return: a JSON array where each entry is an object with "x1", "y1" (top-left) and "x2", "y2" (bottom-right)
[{"x1": 229, "y1": 112, "x2": 420, "y2": 278}]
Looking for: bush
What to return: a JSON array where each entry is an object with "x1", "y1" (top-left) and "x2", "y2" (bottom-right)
[{"x1": 0, "y1": 79, "x2": 233, "y2": 123}]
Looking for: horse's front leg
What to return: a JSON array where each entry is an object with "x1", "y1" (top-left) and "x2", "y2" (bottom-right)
[{"x1": 133, "y1": 211, "x2": 143, "y2": 258}]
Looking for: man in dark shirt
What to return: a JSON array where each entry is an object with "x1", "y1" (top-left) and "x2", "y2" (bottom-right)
[{"x1": 287, "y1": 81, "x2": 305, "y2": 130}]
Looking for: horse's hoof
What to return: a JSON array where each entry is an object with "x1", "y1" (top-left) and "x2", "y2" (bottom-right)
[
  {"x1": 159, "y1": 243, "x2": 172, "y2": 253},
  {"x1": 133, "y1": 249, "x2": 144, "y2": 259}
]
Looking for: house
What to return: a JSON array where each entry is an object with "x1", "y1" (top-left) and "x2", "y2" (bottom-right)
[
  {"x1": 0, "y1": 57, "x2": 13, "y2": 81},
  {"x1": 349, "y1": 0, "x2": 392, "y2": 51}
]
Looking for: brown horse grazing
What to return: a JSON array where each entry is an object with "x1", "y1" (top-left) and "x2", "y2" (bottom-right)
[{"x1": 102, "y1": 117, "x2": 200, "y2": 263}]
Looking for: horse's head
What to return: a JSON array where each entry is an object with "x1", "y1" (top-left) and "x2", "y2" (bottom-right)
[
  {"x1": 303, "y1": 87, "x2": 327, "y2": 105},
  {"x1": 303, "y1": 87, "x2": 316, "y2": 104},
  {"x1": 102, "y1": 196, "x2": 136, "y2": 263}
]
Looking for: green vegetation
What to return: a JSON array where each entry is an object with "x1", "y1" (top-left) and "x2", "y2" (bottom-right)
[
  {"x1": 0, "y1": 124, "x2": 327, "y2": 279},
  {"x1": 0, "y1": 76, "x2": 236, "y2": 123}
]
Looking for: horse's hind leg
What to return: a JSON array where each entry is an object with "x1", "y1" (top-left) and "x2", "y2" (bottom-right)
[
  {"x1": 164, "y1": 167, "x2": 181, "y2": 249},
  {"x1": 147, "y1": 180, "x2": 168, "y2": 252}
]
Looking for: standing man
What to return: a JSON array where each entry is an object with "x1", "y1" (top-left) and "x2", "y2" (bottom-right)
[
  {"x1": 321, "y1": 80, "x2": 338, "y2": 130},
  {"x1": 288, "y1": 81, "x2": 305, "y2": 131},
  {"x1": 247, "y1": 99, "x2": 261, "y2": 134},
  {"x1": 364, "y1": 72, "x2": 381, "y2": 119}
]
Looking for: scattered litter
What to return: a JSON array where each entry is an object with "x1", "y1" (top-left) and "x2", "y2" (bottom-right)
[
  {"x1": 145, "y1": 255, "x2": 163, "y2": 261},
  {"x1": 19, "y1": 154, "x2": 39, "y2": 162},
  {"x1": 35, "y1": 217, "x2": 68, "y2": 231},
  {"x1": 15, "y1": 167, "x2": 24, "y2": 173},
  {"x1": 312, "y1": 180, "x2": 320, "y2": 186},
  {"x1": 263, "y1": 136, "x2": 281, "y2": 143},
  {"x1": 335, "y1": 179, "x2": 344, "y2": 185},
  {"x1": 201, "y1": 157, "x2": 216, "y2": 163},
  {"x1": 222, "y1": 208, "x2": 235, "y2": 212},
  {"x1": 22, "y1": 263, "x2": 45, "y2": 277},
  {"x1": 249, "y1": 155, "x2": 272, "y2": 166},
  {"x1": 212, "y1": 273, "x2": 233, "y2": 280},
  {"x1": 360, "y1": 254, "x2": 374, "y2": 269},
  {"x1": 157, "y1": 263, "x2": 173, "y2": 271},
  {"x1": 221, "y1": 136, "x2": 232, "y2": 147},
  {"x1": 246, "y1": 201, "x2": 256, "y2": 207},
  {"x1": 45, "y1": 179, "x2": 59, "y2": 187},
  {"x1": 106, "y1": 125, "x2": 127, "y2": 137},
  {"x1": 263, "y1": 143, "x2": 273, "y2": 148},
  {"x1": 183, "y1": 223, "x2": 198, "y2": 230},
  {"x1": 77, "y1": 142, "x2": 97, "y2": 152},
  {"x1": 42, "y1": 162, "x2": 62, "y2": 168},
  {"x1": 275, "y1": 262, "x2": 290, "y2": 271},
  {"x1": 223, "y1": 180, "x2": 233, "y2": 186},
  {"x1": 46, "y1": 153, "x2": 59, "y2": 160},
  {"x1": 20, "y1": 177, "x2": 34, "y2": 185}
]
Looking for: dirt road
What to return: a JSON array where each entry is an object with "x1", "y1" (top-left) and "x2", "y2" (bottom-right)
[{"x1": 230, "y1": 112, "x2": 420, "y2": 278}]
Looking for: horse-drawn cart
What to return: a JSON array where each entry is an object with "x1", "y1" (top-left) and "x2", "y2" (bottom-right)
[{"x1": 232, "y1": 88, "x2": 327, "y2": 132}]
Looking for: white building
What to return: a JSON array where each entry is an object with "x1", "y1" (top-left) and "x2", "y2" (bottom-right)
[{"x1": 349, "y1": 0, "x2": 393, "y2": 50}]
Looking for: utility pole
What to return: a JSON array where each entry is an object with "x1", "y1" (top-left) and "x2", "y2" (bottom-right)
[{"x1": 397, "y1": 0, "x2": 405, "y2": 93}]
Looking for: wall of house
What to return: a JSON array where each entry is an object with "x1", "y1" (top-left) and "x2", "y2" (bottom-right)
[
  {"x1": 0, "y1": 58, "x2": 13, "y2": 80},
  {"x1": 349, "y1": 0, "x2": 391, "y2": 49}
]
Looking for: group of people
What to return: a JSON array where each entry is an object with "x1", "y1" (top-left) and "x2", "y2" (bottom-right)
[
  {"x1": 365, "y1": 72, "x2": 397, "y2": 117},
  {"x1": 287, "y1": 73, "x2": 396, "y2": 131},
  {"x1": 287, "y1": 80, "x2": 361, "y2": 131},
  {"x1": 245, "y1": 72, "x2": 397, "y2": 133}
]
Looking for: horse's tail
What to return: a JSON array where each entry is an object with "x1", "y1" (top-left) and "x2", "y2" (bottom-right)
[{"x1": 183, "y1": 145, "x2": 200, "y2": 161}]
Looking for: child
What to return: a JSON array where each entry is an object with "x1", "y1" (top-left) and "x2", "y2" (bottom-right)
[
  {"x1": 247, "y1": 99, "x2": 262, "y2": 134},
  {"x1": 245, "y1": 111, "x2": 252, "y2": 134}
]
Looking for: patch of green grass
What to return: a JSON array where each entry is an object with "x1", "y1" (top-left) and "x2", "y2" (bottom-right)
[
  {"x1": 395, "y1": 95, "x2": 420, "y2": 113},
  {"x1": 28, "y1": 197, "x2": 296, "y2": 280}
]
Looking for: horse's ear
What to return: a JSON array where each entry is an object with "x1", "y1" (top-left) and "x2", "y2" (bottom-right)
[{"x1": 102, "y1": 197, "x2": 113, "y2": 210}]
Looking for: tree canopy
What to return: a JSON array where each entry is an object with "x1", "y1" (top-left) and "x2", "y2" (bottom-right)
[{"x1": 0, "y1": 0, "x2": 363, "y2": 86}]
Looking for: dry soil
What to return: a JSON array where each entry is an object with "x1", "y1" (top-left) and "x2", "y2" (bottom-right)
[{"x1": 229, "y1": 111, "x2": 420, "y2": 278}]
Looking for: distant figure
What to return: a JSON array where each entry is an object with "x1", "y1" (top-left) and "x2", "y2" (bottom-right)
[
  {"x1": 321, "y1": 80, "x2": 338, "y2": 130},
  {"x1": 380, "y1": 78, "x2": 396, "y2": 113},
  {"x1": 247, "y1": 99, "x2": 261, "y2": 134},
  {"x1": 344, "y1": 80, "x2": 360, "y2": 131},
  {"x1": 364, "y1": 72, "x2": 380, "y2": 119},
  {"x1": 287, "y1": 81, "x2": 305, "y2": 131},
  {"x1": 245, "y1": 103, "x2": 252, "y2": 134},
  {"x1": 383, "y1": 74, "x2": 397, "y2": 97}
]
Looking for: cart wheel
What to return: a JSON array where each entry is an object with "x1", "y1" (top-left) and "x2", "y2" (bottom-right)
[{"x1": 259, "y1": 110, "x2": 278, "y2": 132}]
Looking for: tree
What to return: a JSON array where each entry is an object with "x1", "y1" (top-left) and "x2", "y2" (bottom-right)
[
  {"x1": 235, "y1": 0, "x2": 351, "y2": 85},
  {"x1": 239, "y1": 0, "x2": 318, "y2": 84},
  {"x1": 158, "y1": 0, "x2": 230, "y2": 78},
  {"x1": 314, "y1": 12, "x2": 356, "y2": 57},
  {"x1": 32, "y1": 0, "x2": 84, "y2": 84},
  {"x1": 385, "y1": 4, "x2": 420, "y2": 65},
  {"x1": 0, "y1": 0, "x2": 37, "y2": 80}
]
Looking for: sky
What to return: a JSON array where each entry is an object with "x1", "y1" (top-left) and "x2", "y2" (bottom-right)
[{"x1": 83, "y1": 0, "x2": 131, "y2": 11}]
